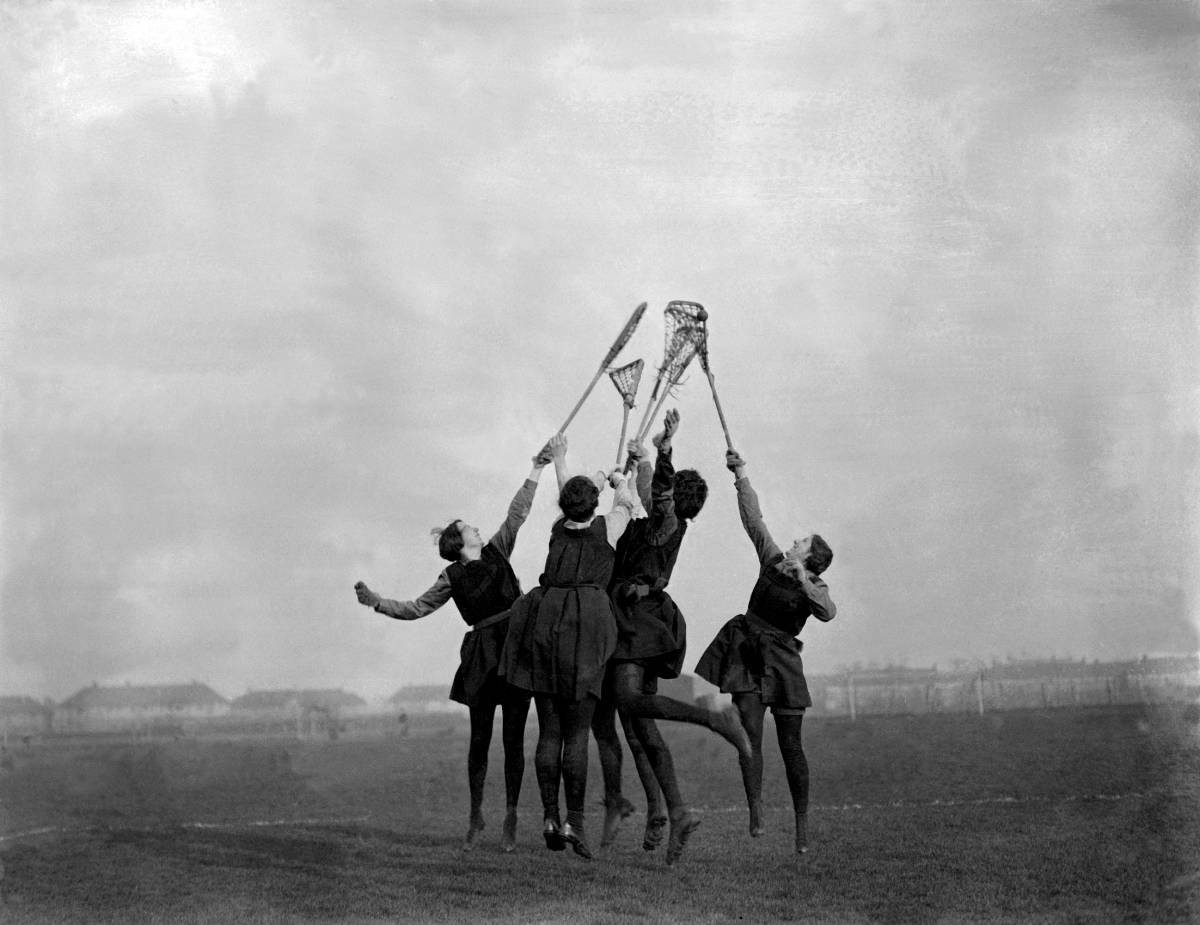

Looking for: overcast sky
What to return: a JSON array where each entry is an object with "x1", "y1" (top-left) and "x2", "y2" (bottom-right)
[{"x1": 2, "y1": 0, "x2": 1196, "y2": 702}]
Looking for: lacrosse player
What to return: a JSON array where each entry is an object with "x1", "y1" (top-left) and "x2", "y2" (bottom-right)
[
  {"x1": 695, "y1": 448, "x2": 836, "y2": 855},
  {"x1": 353, "y1": 440, "x2": 554, "y2": 853},
  {"x1": 591, "y1": 409, "x2": 753, "y2": 865},
  {"x1": 498, "y1": 434, "x2": 636, "y2": 859}
]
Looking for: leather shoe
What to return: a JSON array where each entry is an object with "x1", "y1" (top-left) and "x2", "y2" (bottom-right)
[
  {"x1": 560, "y1": 821, "x2": 593, "y2": 859},
  {"x1": 543, "y1": 818, "x2": 566, "y2": 851}
]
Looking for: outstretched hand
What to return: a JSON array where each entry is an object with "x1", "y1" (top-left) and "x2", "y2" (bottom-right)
[
  {"x1": 532, "y1": 441, "x2": 554, "y2": 467},
  {"x1": 725, "y1": 449, "x2": 746, "y2": 473},
  {"x1": 549, "y1": 433, "x2": 568, "y2": 458},
  {"x1": 625, "y1": 438, "x2": 646, "y2": 462},
  {"x1": 652, "y1": 408, "x2": 680, "y2": 450},
  {"x1": 354, "y1": 581, "x2": 381, "y2": 608}
]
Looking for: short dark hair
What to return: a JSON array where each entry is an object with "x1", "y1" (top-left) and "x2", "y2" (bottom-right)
[
  {"x1": 674, "y1": 469, "x2": 708, "y2": 520},
  {"x1": 806, "y1": 534, "x2": 832, "y2": 575},
  {"x1": 437, "y1": 520, "x2": 465, "y2": 562},
  {"x1": 559, "y1": 475, "x2": 600, "y2": 522}
]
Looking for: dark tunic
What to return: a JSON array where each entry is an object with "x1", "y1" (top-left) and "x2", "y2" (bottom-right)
[
  {"x1": 695, "y1": 476, "x2": 835, "y2": 710},
  {"x1": 447, "y1": 543, "x2": 522, "y2": 706},
  {"x1": 610, "y1": 445, "x2": 688, "y2": 678},
  {"x1": 695, "y1": 555, "x2": 819, "y2": 708},
  {"x1": 373, "y1": 479, "x2": 536, "y2": 708},
  {"x1": 499, "y1": 517, "x2": 620, "y2": 701}
]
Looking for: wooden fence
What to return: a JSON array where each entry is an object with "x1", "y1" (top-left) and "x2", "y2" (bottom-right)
[{"x1": 807, "y1": 670, "x2": 1199, "y2": 718}]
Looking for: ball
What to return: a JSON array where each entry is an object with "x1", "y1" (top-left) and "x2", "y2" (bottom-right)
[{"x1": 695, "y1": 306, "x2": 708, "y2": 321}]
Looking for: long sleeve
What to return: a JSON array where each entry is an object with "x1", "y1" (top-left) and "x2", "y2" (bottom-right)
[
  {"x1": 646, "y1": 445, "x2": 679, "y2": 546},
  {"x1": 488, "y1": 478, "x2": 538, "y2": 559},
  {"x1": 635, "y1": 457, "x2": 653, "y2": 510},
  {"x1": 735, "y1": 475, "x2": 782, "y2": 566},
  {"x1": 374, "y1": 572, "x2": 453, "y2": 620},
  {"x1": 804, "y1": 575, "x2": 837, "y2": 622},
  {"x1": 604, "y1": 478, "x2": 636, "y2": 547}
]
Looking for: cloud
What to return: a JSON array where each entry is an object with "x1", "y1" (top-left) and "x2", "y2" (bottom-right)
[{"x1": 2, "y1": 0, "x2": 1196, "y2": 699}]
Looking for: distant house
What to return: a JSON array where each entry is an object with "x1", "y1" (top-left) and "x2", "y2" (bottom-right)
[
  {"x1": 229, "y1": 688, "x2": 368, "y2": 738},
  {"x1": 57, "y1": 682, "x2": 229, "y2": 731},
  {"x1": 0, "y1": 696, "x2": 54, "y2": 735},
  {"x1": 231, "y1": 688, "x2": 368, "y2": 717},
  {"x1": 388, "y1": 684, "x2": 465, "y2": 714}
]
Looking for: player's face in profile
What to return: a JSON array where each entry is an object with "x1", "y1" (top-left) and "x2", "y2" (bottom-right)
[
  {"x1": 789, "y1": 535, "x2": 813, "y2": 567},
  {"x1": 457, "y1": 520, "x2": 483, "y2": 550}
]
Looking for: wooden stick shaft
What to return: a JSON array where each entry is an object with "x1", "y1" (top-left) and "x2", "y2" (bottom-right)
[
  {"x1": 615, "y1": 406, "x2": 630, "y2": 467},
  {"x1": 703, "y1": 365, "x2": 735, "y2": 451},
  {"x1": 557, "y1": 364, "x2": 606, "y2": 435},
  {"x1": 631, "y1": 375, "x2": 666, "y2": 444},
  {"x1": 558, "y1": 303, "x2": 647, "y2": 435},
  {"x1": 636, "y1": 381, "x2": 676, "y2": 445}
]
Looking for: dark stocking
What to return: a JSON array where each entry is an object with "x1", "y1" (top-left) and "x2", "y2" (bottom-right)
[
  {"x1": 620, "y1": 709, "x2": 663, "y2": 818},
  {"x1": 560, "y1": 695, "x2": 597, "y2": 822},
  {"x1": 732, "y1": 692, "x2": 767, "y2": 836},
  {"x1": 463, "y1": 700, "x2": 492, "y2": 830},
  {"x1": 629, "y1": 714, "x2": 683, "y2": 811},
  {"x1": 775, "y1": 711, "x2": 809, "y2": 853},
  {"x1": 533, "y1": 695, "x2": 562, "y2": 823},
  {"x1": 498, "y1": 687, "x2": 531, "y2": 850},
  {"x1": 612, "y1": 662, "x2": 713, "y2": 726},
  {"x1": 500, "y1": 687, "x2": 531, "y2": 809},
  {"x1": 591, "y1": 685, "x2": 624, "y2": 804}
]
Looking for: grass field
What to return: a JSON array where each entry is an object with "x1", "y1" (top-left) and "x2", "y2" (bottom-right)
[{"x1": 2, "y1": 703, "x2": 1198, "y2": 924}]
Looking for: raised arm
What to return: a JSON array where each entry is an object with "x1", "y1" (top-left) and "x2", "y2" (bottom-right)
[
  {"x1": 626, "y1": 438, "x2": 653, "y2": 510},
  {"x1": 550, "y1": 433, "x2": 569, "y2": 493},
  {"x1": 645, "y1": 408, "x2": 681, "y2": 545},
  {"x1": 489, "y1": 441, "x2": 553, "y2": 558},
  {"x1": 603, "y1": 469, "x2": 636, "y2": 547},
  {"x1": 726, "y1": 450, "x2": 781, "y2": 566},
  {"x1": 355, "y1": 574, "x2": 452, "y2": 621}
]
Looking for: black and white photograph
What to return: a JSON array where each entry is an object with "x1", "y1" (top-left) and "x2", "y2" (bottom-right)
[{"x1": 2, "y1": 1, "x2": 1197, "y2": 922}]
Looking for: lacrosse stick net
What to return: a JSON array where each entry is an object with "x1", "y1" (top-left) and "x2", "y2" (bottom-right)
[
  {"x1": 631, "y1": 302, "x2": 706, "y2": 446},
  {"x1": 608, "y1": 358, "x2": 645, "y2": 466},
  {"x1": 608, "y1": 359, "x2": 644, "y2": 410}
]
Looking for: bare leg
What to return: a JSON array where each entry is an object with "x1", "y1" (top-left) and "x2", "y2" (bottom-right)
[
  {"x1": 533, "y1": 695, "x2": 564, "y2": 850},
  {"x1": 462, "y1": 697, "x2": 497, "y2": 850},
  {"x1": 774, "y1": 711, "x2": 809, "y2": 854},
  {"x1": 732, "y1": 692, "x2": 767, "y2": 837},
  {"x1": 499, "y1": 686, "x2": 531, "y2": 852}
]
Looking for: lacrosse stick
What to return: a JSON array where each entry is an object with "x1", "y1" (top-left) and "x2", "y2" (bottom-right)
[
  {"x1": 634, "y1": 330, "x2": 700, "y2": 446},
  {"x1": 607, "y1": 359, "x2": 644, "y2": 467},
  {"x1": 557, "y1": 302, "x2": 648, "y2": 435},
  {"x1": 629, "y1": 301, "x2": 707, "y2": 447},
  {"x1": 631, "y1": 301, "x2": 708, "y2": 447},
  {"x1": 676, "y1": 301, "x2": 734, "y2": 451}
]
